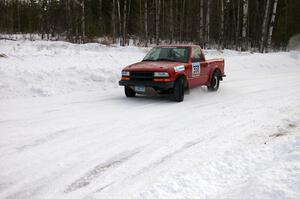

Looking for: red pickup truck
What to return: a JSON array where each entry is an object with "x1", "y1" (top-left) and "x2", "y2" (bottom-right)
[{"x1": 119, "y1": 45, "x2": 225, "y2": 102}]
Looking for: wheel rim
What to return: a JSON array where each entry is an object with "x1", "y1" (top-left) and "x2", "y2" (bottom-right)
[{"x1": 213, "y1": 76, "x2": 218, "y2": 88}]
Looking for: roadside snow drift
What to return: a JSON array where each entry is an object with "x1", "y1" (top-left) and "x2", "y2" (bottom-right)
[
  {"x1": 0, "y1": 40, "x2": 146, "y2": 99},
  {"x1": 0, "y1": 40, "x2": 300, "y2": 199}
]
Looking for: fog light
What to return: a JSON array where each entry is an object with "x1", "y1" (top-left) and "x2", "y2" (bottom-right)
[
  {"x1": 153, "y1": 78, "x2": 171, "y2": 82},
  {"x1": 121, "y1": 77, "x2": 130, "y2": 81}
]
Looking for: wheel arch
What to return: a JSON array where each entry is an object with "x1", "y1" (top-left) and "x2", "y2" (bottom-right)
[
  {"x1": 209, "y1": 68, "x2": 222, "y2": 82},
  {"x1": 175, "y1": 74, "x2": 189, "y2": 90}
]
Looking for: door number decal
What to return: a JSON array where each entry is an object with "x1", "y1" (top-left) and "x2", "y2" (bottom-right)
[{"x1": 192, "y1": 62, "x2": 200, "y2": 77}]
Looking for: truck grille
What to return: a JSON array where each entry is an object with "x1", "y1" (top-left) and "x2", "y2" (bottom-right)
[{"x1": 130, "y1": 72, "x2": 154, "y2": 81}]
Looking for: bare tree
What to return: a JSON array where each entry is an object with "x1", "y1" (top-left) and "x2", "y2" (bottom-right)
[
  {"x1": 16, "y1": 0, "x2": 21, "y2": 32},
  {"x1": 144, "y1": 0, "x2": 148, "y2": 47},
  {"x1": 284, "y1": 0, "x2": 288, "y2": 48},
  {"x1": 29, "y1": 0, "x2": 33, "y2": 38},
  {"x1": 235, "y1": 0, "x2": 241, "y2": 50},
  {"x1": 74, "y1": 0, "x2": 86, "y2": 42},
  {"x1": 266, "y1": 0, "x2": 279, "y2": 52},
  {"x1": 112, "y1": 0, "x2": 116, "y2": 43},
  {"x1": 180, "y1": 0, "x2": 186, "y2": 42},
  {"x1": 0, "y1": 0, "x2": 291, "y2": 50},
  {"x1": 122, "y1": 0, "x2": 127, "y2": 46},
  {"x1": 170, "y1": 0, "x2": 174, "y2": 44},
  {"x1": 127, "y1": 0, "x2": 132, "y2": 42},
  {"x1": 155, "y1": 0, "x2": 161, "y2": 45},
  {"x1": 117, "y1": 0, "x2": 121, "y2": 44},
  {"x1": 205, "y1": 0, "x2": 211, "y2": 48},
  {"x1": 139, "y1": 0, "x2": 142, "y2": 43},
  {"x1": 241, "y1": 0, "x2": 248, "y2": 51},
  {"x1": 199, "y1": 0, "x2": 204, "y2": 46},
  {"x1": 98, "y1": 0, "x2": 104, "y2": 35},
  {"x1": 65, "y1": 0, "x2": 72, "y2": 40},
  {"x1": 219, "y1": 0, "x2": 225, "y2": 49},
  {"x1": 81, "y1": 0, "x2": 85, "y2": 42},
  {"x1": 260, "y1": 0, "x2": 271, "y2": 53}
]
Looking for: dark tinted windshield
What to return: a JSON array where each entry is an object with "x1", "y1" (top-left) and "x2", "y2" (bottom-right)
[{"x1": 143, "y1": 47, "x2": 189, "y2": 63}]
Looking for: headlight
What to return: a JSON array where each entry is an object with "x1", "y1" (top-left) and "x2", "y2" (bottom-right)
[
  {"x1": 122, "y1": 71, "x2": 130, "y2": 76},
  {"x1": 154, "y1": 72, "x2": 169, "y2": 77}
]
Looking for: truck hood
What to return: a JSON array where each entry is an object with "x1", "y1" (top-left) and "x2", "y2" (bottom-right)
[{"x1": 124, "y1": 61, "x2": 185, "y2": 72}]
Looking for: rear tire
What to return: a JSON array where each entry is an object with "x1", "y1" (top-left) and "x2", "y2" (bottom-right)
[
  {"x1": 207, "y1": 71, "x2": 220, "y2": 91},
  {"x1": 125, "y1": 86, "x2": 136, "y2": 97},
  {"x1": 172, "y1": 77, "x2": 185, "y2": 102}
]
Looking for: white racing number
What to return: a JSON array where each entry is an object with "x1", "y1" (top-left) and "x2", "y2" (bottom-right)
[{"x1": 192, "y1": 62, "x2": 200, "y2": 77}]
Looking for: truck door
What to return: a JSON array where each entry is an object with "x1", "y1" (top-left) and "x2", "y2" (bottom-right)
[
  {"x1": 189, "y1": 46, "x2": 201, "y2": 87},
  {"x1": 199, "y1": 49, "x2": 209, "y2": 83}
]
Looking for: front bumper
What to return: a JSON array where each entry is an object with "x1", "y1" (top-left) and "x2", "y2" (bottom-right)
[{"x1": 119, "y1": 80, "x2": 174, "y2": 90}]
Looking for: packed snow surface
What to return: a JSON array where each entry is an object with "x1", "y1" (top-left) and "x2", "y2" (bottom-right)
[{"x1": 0, "y1": 40, "x2": 300, "y2": 199}]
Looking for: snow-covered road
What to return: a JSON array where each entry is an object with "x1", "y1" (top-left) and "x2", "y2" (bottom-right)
[{"x1": 0, "y1": 41, "x2": 300, "y2": 199}]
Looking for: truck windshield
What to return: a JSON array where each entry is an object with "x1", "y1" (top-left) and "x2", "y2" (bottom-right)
[{"x1": 143, "y1": 47, "x2": 189, "y2": 63}]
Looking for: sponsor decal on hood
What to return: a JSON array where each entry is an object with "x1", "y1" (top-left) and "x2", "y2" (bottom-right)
[{"x1": 174, "y1": 65, "x2": 185, "y2": 72}]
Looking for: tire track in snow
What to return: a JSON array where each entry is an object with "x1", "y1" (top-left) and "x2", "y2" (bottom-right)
[
  {"x1": 267, "y1": 119, "x2": 300, "y2": 141},
  {"x1": 64, "y1": 149, "x2": 140, "y2": 193},
  {"x1": 15, "y1": 127, "x2": 78, "y2": 151},
  {"x1": 131, "y1": 137, "x2": 206, "y2": 178}
]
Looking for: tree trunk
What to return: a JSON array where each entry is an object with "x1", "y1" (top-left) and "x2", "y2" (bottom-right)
[
  {"x1": 199, "y1": 0, "x2": 204, "y2": 46},
  {"x1": 252, "y1": 0, "x2": 260, "y2": 48},
  {"x1": 117, "y1": 0, "x2": 121, "y2": 44},
  {"x1": 29, "y1": 0, "x2": 33, "y2": 35},
  {"x1": 144, "y1": 0, "x2": 148, "y2": 47},
  {"x1": 112, "y1": 0, "x2": 116, "y2": 43},
  {"x1": 241, "y1": 0, "x2": 248, "y2": 51},
  {"x1": 122, "y1": 0, "x2": 127, "y2": 46},
  {"x1": 127, "y1": 0, "x2": 132, "y2": 44},
  {"x1": 65, "y1": 0, "x2": 72, "y2": 40},
  {"x1": 266, "y1": 0, "x2": 279, "y2": 52},
  {"x1": 231, "y1": 0, "x2": 236, "y2": 48},
  {"x1": 235, "y1": 0, "x2": 241, "y2": 50},
  {"x1": 260, "y1": 0, "x2": 271, "y2": 53},
  {"x1": 170, "y1": 0, "x2": 174, "y2": 44},
  {"x1": 16, "y1": 0, "x2": 21, "y2": 33},
  {"x1": 180, "y1": 0, "x2": 186, "y2": 42},
  {"x1": 98, "y1": 0, "x2": 103, "y2": 36},
  {"x1": 219, "y1": 0, "x2": 225, "y2": 49},
  {"x1": 139, "y1": 0, "x2": 142, "y2": 43},
  {"x1": 155, "y1": 0, "x2": 161, "y2": 45},
  {"x1": 205, "y1": 0, "x2": 211, "y2": 48},
  {"x1": 81, "y1": 0, "x2": 85, "y2": 42},
  {"x1": 284, "y1": 0, "x2": 288, "y2": 49}
]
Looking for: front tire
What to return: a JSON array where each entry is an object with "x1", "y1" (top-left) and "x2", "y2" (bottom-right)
[
  {"x1": 207, "y1": 72, "x2": 220, "y2": 91},
  {"x1": 172, "y1": 77, "x2": 185, "y2": 102},
  {"x1": 125, "y1": 86, "x2": 136, "y2": 97}
]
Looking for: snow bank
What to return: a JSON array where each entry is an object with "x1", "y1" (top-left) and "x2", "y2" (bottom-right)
[{"x1": 0, "y1": 40, "x2": 147, "y2": 99}]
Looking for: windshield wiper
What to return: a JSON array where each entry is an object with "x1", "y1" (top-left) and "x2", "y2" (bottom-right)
[{"x1": 142, "y1": 59, "x2": 156, "y2": 61}]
